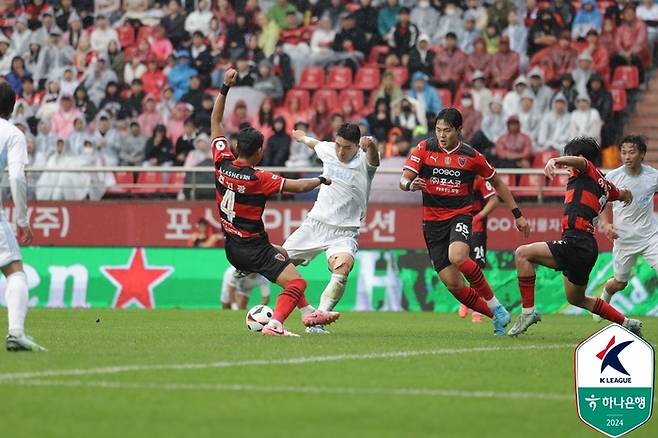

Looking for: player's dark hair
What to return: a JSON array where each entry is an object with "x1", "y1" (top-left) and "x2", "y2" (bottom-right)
[
  {"x1": 564, "y1": 136, "x2": 600, "y2": 163},
  {"x1": 620, "y1": 134, "x2": 647, "y2": 154},
  {"x1": 236, "y1": 127, "x2": 264, "y2": 157},
  {"x1": 0, "y1": 81, "x2": 16, "y2": 119},
  {"x1": 336, "y1": 123, "x2": 361, "y2": 144},
  {"x1": 435, "y1": 108, "x2": 463, "y2": 130}
]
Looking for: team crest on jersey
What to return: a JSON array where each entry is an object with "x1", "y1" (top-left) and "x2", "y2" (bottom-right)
[
  {"x1": 458, "y1": 157, "x2": 467, "y2": 167},
  {"x1": 444, "y1": 157, "x2": 451, "y2": 165}
]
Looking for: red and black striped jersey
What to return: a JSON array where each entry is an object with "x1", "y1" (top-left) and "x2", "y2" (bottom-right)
[
  {"x1": 212, "y1": 136, "x2": 286, "y2": 239},
  {"x1": 404, "y1": 139, "x2": 496, "y2": 222},
  {"x1": 472, "y1": 176, "x2": 496, "y2": 233},
  {"x1": 562, "y1": 159, "x2": 621, "y2": 234}
]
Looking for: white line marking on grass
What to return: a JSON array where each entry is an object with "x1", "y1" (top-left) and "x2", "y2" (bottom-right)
[
  {"x1": 0, "y1": 344, "x2": 571, "y2": 381},
  {"x1": 6, "y1": 379, "x2": 572, "y2": 401}
]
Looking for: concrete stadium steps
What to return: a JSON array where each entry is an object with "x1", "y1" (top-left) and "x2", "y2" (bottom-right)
[{"x1": 624, "y1": 73, "x2": 658, "y2": 167}]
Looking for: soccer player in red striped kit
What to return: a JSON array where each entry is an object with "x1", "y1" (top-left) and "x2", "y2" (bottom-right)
[
  {"x1": 510, "y1": 137, "x2": 643, "y2": 337},
  {"x1": 400, "y1": 108, "x2": 530, "y2": 335},
  {"x1": 212, "y1": 69, "x2": 340, "y2": 336}
]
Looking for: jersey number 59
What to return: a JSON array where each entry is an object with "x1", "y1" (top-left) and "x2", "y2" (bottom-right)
[{"x1": 220, "y1": 190, "x2": 236, "y2": 223}]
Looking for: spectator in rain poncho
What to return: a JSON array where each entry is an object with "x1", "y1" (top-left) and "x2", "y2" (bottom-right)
[
  {"x1": 571, "y1": 52, "x2": 595, "y2": 92},
  {"x1": 68, "y1": 118, "x2": 88, "y2": 156},
  {"x1": 184, "y1": 133, "x2": 212, "y2": 168},
  {"x1": 36, "y1": 139, "x2": 86, "y2": 200},
  {"x1": 470, "y1": 71, "x2": 493, "y2": 115},
  {"x1": 435, "y1": 2, "x2": 464, "y2": 44},
  {"x1": 407, "y1": 72, "x2": 442, "y2": 125},
  {"x1": 51, "y1": 94, "x2": 82, "y2": 139},
  {"x1": 168, "y1": 50, "x2": 198, "y2": 101},
  {"x1": 120, "y1": 121, "x2": 147, "y2": 166},
  {"x1": 470, "y1": 95, "x2": 506, "y2": 154},
  {"x1": 286, "y1": 121, "x2": 317, "y2": 168},
  {"x1": 184, "y1": 0, "x2": 213, "y2": 36},
  {"x1": 537, "y1": 93, "x2": 571, "y2": 153},
  {"x1": 517, "y1": 91, "x2": 542, "y2": 148},
  {"x1": 569, "y1": 93, "x2": 603, "y2": 143},
  {"x1": 503, "y1": 75, "x2": 528, "y2": 117},
  {"x1": 527, "y1": 67, "x2": 553, "y2": 114},
  {"x1": 78, "y1": 139, "x2": 116, "y2": 201},
  {"x1": 91, "y1": 113, "x2": 121, "y2": 166},
  {"x1": 410, "y1": 0, "x2": 440, "y2": 41},
  {"x1": 572, "y1": 0, "x2": 602, "y2": 39},
  {"x1": 83, "y1": 54, "x2": 119, "y2": 106}
]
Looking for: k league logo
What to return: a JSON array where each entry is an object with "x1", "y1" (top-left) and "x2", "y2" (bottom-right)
[{"x1": 575, "y1": 324, "x2": 654, "y2": 437}]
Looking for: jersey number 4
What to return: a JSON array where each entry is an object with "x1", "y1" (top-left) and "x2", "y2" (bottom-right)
[{"x1": 220, "y1": 190, "x2": 236, "y2": 223}]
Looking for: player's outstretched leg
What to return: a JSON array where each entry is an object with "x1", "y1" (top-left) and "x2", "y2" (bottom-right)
[
  {"x1": 4, "y1": 266, "x2": 46, "y2": 352},
  {"x1": 262, "y1": 265, "x2": 307, "y2": 336},
  {"x1": 508, "y1": 243, "x2": 551, "y2": 336},
  {"x1": 565, "y1": 280, "x2": 643, "y2": 338},
  {"x1": 593, "y1": 277, "x2": 628, "y2": 322},
  {"x1": 308, "y1": 253, "x2": 351, "y2": 334}
]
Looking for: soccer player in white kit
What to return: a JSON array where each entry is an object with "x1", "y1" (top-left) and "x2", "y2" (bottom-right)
[
  {"x1": 598, "y1": 135, "x2": 658, "y2": 317},
  {"x1": 284, "y1": 124, "x2": 379, "y2": 333},
  {"x1": 221, "y1": 266, "x2": 270, "y2": 310},
  {"x1": 0, "y1": 81, "x2": 46, "y2": 351}
]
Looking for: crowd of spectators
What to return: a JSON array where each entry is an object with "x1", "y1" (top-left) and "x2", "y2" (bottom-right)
[{"x1": 0, "y1": 0, "x2": 656, "y2": 199}]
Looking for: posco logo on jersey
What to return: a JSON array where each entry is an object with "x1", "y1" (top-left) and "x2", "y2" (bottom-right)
[{"x1": 432, "y1": 168, "x2": 461, "y2": 177}]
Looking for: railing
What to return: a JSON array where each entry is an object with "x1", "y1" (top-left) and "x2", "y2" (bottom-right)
[{"x1": 13, "y1": 166, "x2": 594, "y2": 203}]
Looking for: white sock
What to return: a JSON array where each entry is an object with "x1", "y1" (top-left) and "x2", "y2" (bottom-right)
[
  {"x1": 602, "y1": 285, "x2": 614, "y2": 303},
  {"x1": 5, "y1": 271, "x2": 28, "y2": 337},
  {"x1": 319, "y1": 274, "x2": 347, "y2": 311},
  {"x1": 522, "y1": 306, "x2": 535, "y2": 315},
  {"x1": 486, "y1": 296, "x2": 501, "y2": 309},
  {"x1": 622, "y1": 318, "x2": 629, "y2": 327},
  {"x1": 299, "y1": 305, "x2": 315, "y2": 317}
]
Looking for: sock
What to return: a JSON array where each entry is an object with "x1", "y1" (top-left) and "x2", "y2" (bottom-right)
[
  {"x1": 486, "y1": 296, "x2": 501, "y2": 310},
  {"x1": 518, "y1": 275, "x2": 536, "y2": 311},
  {"x1": 457, "y1": 259, "x2": 494, "y2": 301},
  {"x1": 602, "y1": 285, "x2": 613, "y2": 303},
  {"x1": 272, "y1": 278, "x2": 306, "y2": 323},
  {"x1": 298, "y1": 305, "x2": 314, "y2": 317},
  {"x1": 318, "y1": 274, "x2": 347, "y2": 311},
  {"x1": 452, "y1": 286, "x2": 494, "y2": 318},
  {"x1": 5, "y1": 271, "x2": 28, "y2": 337},
  {"x1": 593, "y1": 298, "x2": 625, "y2": 325}
]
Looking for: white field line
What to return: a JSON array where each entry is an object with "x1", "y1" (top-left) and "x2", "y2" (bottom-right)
[
  {"x1": 5, "y1": 379, "x2": 573, "y2": 401},
  {"x1": 0, "y1": 344, "x2": 571, "y2": 382}
]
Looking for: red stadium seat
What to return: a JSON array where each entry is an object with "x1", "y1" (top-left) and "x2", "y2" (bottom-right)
[
  {"x1": 438, "y1": 88, "x2": 452, "y2": 107},
  {"x1": 387, "y1": 67, "x2": 408, "y2": 87},
  {"x1": 297, "y1": 66, "x2": 325, "y2": 90},
  {"x1": 515, "y1": 174, "x2": 545, "y2": 198},
  {"x1": 610, "y1": 88, "x2": 627, "y2": 112},
  {"x1": 133, "y1": 171, "x2": 162, "y2": 194},
  {"x1": 160, "y1": 172, "x2": 186, "y2": 194},
  {"x1": 108, "y1": 172, "x2": 134, "y2": 194},
  {"x1": 117, "y1": 25, "x2": 135, "y2": 48},
  {"x1": 137, "y1": 26, "x2": 154, "y2": 42},
  {"x1": 611, "y1": 66, "x2": 639, "y2": 89},
  {"x1": 353, "y1": 67, "x2": 381, "y2": 91},
  {"x1": 284, "y1": 89, "x2": 310, "y2": 111},
  {"x1": 326, "y1": 67, "x2": 353, "y2": 90},
  {"x1": 338, "y1": 89, "x2": 365, "y2": 112},
  {"x1": 532, "y1": 150, "x2": 560, "y2": 168},
  {"x1": 312, "y1": 89, "x2": 338, "y2": 109},
  {"x1": 367, "y1": 45, "x2": 390, "y2": 67}
]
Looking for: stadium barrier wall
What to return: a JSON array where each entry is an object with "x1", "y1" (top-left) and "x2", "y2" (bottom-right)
[{"x1": 1, "y1": 247, "x2": 655, "y2": 316}]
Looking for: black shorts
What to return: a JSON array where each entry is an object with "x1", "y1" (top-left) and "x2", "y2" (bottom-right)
[
  {"x1": 423, "y1": 215, "x2": 472, "y2": 272},
  {"x1": 546, "y1": 230, "x2": 599, "y2": 286},
  {"x1": 224, "y1": 234, "x2": 290, "y2": 283},
  {"x1": 470, "y1": 231, "x2": 487, "y2": 268}
]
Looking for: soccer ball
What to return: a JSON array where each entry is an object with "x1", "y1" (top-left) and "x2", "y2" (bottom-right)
[{"x1": 246, "y1": 305, "x2": 273, "y2": 332}]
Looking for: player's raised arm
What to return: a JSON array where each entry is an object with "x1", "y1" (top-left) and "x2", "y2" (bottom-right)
[
  {"x1": 544, "y1": 156, "x2": 587, "y2": 179},
  {"x1": 283, "y1": 176, "x2": 332, "y2": 193},
  {"x1": 598, "y1": 203, "x2": 619, "y2": 240},
  {"x1": 359, "y1": 135, "x2": 380, "y2": 167},
  {"x1": 291, "y1": 129, "x2": 320, "y2": 149},
  {"x1": 211, "y1": 68, "x2": 238, "y2": 140}
]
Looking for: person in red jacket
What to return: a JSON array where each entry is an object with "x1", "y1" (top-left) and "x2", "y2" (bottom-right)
[
  {"x1": 489, "y1": 36, "x2": 520, "y2": 89},
  {"x1": 142, "y1": 57, "x2": 168, "y2": 100},
  {"x1": 494, "y1": 115, "x2": 533, "y2": 168},
  {"x1": 611, "y1": 5, "x2": 649, "y2": 84},
  {"x1": 432, "y1": 32, "x2": 468, "y2": 100}
]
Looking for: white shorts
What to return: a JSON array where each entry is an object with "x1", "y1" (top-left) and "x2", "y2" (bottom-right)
[
  {"x1": 0, "y1": 217, "x2": 21, "y2": 268},
  {"x1": 613, "y1": 239, "x2": 658, "y2": 282},
  {"x1": 283, "y1": 218, "x2": 359, "y2": 264},
  {"x1": 220, "y1": 267, "x2": 270, "y2": 304}
]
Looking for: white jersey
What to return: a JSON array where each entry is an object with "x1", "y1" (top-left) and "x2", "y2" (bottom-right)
[
  {"x1": 307, "y1": 141, "x2": 378, "y2": 228},
  {"x1": 606, "y1": 164, "x2": 658, "y2": 247}
]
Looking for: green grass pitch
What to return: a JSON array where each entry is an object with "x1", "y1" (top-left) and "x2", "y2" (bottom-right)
[{"x1": 0, "y1": 310, "x2": 655, "y2": 438}]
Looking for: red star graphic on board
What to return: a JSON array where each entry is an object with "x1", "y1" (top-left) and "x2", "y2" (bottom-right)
[{"x1": 101, "y1": 248, "x2": 174, "y2": 309}]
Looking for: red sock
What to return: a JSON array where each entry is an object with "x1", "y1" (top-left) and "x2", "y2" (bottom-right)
[
  {"x1": 453, "y1": 286, "x2": 494, "y2": 318},
  {"x1": 457, "y1": 259, "x2": 494, "y2": 300},
  {"x1": 518, "y1": 275, "x2": 536, "y2": 308},
  {"x1": 593, "y1": 298, "x2": 625, "y2": 324},
  {"x1": 273, "y1": 278, "x2": 307, "y2": 323},
  {"x1": 297, "y1": 295, "x2": 310, "y2": 308}
]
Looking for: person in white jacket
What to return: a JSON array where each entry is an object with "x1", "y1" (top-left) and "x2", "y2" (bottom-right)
[
  {"x1": 537, "y1": 92, "x2": 571, "y2": 153},
  {"x1": 569, "y1": 93, "x2": 602, "y2": 143},
  {"x1": 503, "y1": 75, "x2": 528, "y2": 118},
  {"x1": 184, "y1": 0, "x2": 213, "y2": 36}
]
